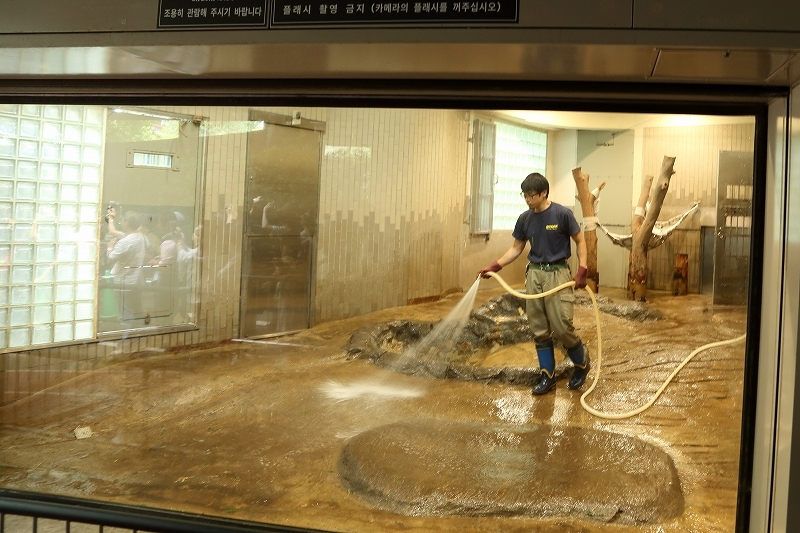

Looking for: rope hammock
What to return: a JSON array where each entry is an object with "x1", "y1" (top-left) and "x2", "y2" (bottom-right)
[{"x1": 596, "y1": 201, "x2": 700, "y2": 250}]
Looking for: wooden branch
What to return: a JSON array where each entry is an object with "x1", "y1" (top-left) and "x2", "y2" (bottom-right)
[
  {"x1": 628, "y1": 157, "x2": 676, "y2": 301},
  {"x1": 591, "y1": 181, "x2": 606, "y2": 202},
  {"x1": 639, "y1": 157, "x2": 676, "y2": 238},
  {"x1": 572, "y1": 167, "x2": 599, "y2": 292},
  {"x1": 632, "y1": 175, "x2": 654, "y2": 237}
]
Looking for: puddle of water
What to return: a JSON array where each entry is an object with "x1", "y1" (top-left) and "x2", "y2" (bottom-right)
[
  {"x1": 319, "y1": 379, "x2": 426, "y2": 401},
  {"x1": 494, "y1": 391, "x2": 534, "y2": 424}
]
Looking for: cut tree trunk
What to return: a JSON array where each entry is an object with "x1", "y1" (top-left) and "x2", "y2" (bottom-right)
[
  {"x1": 572, "y1": 167, "x2": 603, "y2": 293},
  {"x1": 628, "y1": 157, "x2": 676, "y2": 301},
  {"x1": 632, "y1": 175, "x2": 654, "y2": 237},
  {"x1": 628, "y1": 174, "x2": 654, "y2": 298}
]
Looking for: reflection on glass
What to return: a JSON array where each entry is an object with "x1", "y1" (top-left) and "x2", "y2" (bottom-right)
[
  {"x1": 0, "y1": 104, "x2": 758, "y2": 533},
  {"x1": 33, "y1": 264, "x2": 53, "y2": 283},
  {"x1": 241, "y1": 117, "x2": 319, "y2": 337},
  {"x1": 97, "y1": 108, "x2": 202, "y2": 333}
]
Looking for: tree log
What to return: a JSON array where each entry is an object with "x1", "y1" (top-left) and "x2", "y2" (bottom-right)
[
  {"x1": 628, "y1": 157, "x2": 676, "y2": 301},
  {"x1": 627, "y1": 174, "x2": 654, "y2": 297},
  {"x1": 572, "y1": 167, "x2": 600, "y2": 292},
  {"x1": 632, "y1": 175, "x2": 654, "y2": 237}
]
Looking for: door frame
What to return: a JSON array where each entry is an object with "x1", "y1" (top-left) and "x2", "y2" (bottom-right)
[{"x1": 239, "y1": 110, "x2": 325, "y2": 338}]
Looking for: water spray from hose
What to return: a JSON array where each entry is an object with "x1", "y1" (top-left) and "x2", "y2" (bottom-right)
[{"x1": 484, "y1": 271, "x2": 746, "y2": 420}]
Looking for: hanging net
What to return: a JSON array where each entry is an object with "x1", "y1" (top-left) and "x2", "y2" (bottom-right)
[{"x1": 597, "y1": 201, "x2": 700, "y2": 250}]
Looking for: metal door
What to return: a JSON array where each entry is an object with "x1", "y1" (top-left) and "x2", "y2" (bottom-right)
[
  {"x1": 700, "y1": 226, "x2": 715, "y2": 295},
  {"x1": 714, "y1": 151, "x2": 753, "y2": 306},
  {"x1": 241, "y1": 112, "x2": 322, "y2": 338}
]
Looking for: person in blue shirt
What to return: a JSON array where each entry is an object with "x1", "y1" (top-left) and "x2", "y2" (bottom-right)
[{"x1": 479, "y1": 173, "x2": 590, "y2": 394}]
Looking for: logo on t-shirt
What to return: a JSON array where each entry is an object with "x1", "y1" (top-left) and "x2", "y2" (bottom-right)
[{"x1": 546, "y1": 224, "x2": 559, "y2": 230}]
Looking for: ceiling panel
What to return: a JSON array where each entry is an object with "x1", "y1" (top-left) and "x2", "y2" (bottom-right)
[
  {"x1": 652, "y1": 49, "x2": 795, "y2": 83},
  {"x1": 0, "y1": 43, "x2": 657, "y2": 80},
  {"x1": 0, "y1": 41, "x2": 797, "y2": 87}
]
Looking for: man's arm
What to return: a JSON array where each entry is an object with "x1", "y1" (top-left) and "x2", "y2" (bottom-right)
[
  {"x1": 571, "y1": 230, "x2": 588, "y2": 289},
  {"x1": 478, "y1": 239, "x2": 526, "y2": 278},
  {"x1": 497, "y1": 239, "x2": 527, "y2": 268},
  {"x1": 105, "y1": 209, "x2": 125, "y2": 239},
  {"x1": 571, "y1": 230, "x2": 587, "y2": 269}
]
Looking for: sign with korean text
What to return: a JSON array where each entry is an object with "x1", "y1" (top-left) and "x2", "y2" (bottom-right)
[
  {"x1": 159, "y1": 0, "x2": 268, "y2": 27},
  {"x1": 271, "y1": 0, "x2": 517, "y2": 24}
]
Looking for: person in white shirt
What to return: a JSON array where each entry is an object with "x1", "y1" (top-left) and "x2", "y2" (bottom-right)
[{"x1": 106, "y1": 211, "x2": 147, "y2": 328}]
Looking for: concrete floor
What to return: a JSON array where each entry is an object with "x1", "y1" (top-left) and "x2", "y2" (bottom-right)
[{"x1": 0, "y1": 286, "x2": 747, "y2": 533}]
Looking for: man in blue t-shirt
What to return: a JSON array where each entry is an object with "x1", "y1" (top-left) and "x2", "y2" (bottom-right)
[{"x1": 478, "y1": 173, "x2": 590, "y2": 395}]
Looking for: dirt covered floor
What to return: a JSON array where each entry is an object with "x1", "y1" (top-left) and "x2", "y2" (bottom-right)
[{"x1": 0, "y1": 285, "x2": 748, "y2": 533}]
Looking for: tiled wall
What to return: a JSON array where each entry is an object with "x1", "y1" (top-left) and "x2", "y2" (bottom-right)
[
  {"x1": 314, "y1": 108, "x2": 469, "y2": 321},
  {"x1": 641, "y1": 123, "x2": 754, "y2": 292}
]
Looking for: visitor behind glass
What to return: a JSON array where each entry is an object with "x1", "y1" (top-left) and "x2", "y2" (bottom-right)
[{"x1": 106, "y1": 210, "x2": 147, "y2": 329}]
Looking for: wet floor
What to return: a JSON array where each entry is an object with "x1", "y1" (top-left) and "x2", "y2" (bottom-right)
[{"x1": 0, "y1": 286, "x2": 747, "y2": 533}]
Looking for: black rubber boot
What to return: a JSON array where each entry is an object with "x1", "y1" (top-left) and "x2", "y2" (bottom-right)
[
  {"x1": 567, "y1": 352, "x2": 591, "y2": 390},
  {"x1": 532, "y1": 371, "x2": 556, "y2": 394}
]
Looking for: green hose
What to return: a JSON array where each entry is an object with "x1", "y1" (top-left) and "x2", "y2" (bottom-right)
[{"x1": 485, "y1": 271, "x2": 746, "y2": 420}]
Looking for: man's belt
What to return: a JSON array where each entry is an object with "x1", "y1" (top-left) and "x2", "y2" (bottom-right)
[{"x1": 529, "y1": 260, "x2": 568, "y2": 272}]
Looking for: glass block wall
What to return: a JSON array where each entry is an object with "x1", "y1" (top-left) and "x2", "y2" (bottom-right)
[
  {"x1": 0, "y1": 104, "x2": 103, "y2": 349},
  {"x1": 492, "y1": 122, "x2": 547, "y2": 230}
]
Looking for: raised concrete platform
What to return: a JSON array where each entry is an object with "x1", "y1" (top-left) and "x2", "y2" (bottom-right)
[{"x1": 339, "y1": 419, "x2": 683, "y2": 525}]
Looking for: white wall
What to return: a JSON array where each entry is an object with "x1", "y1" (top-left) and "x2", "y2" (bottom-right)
[
  {"x1": 575, "y1": 129, "x2": 635, "y2": 289},
  {"x1": 548, "y1": 129, "x2": 578, "y2": 207}
]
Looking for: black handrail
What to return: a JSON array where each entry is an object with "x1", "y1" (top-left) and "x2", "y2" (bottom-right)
[{"x1": 0, "y1": 490, "x2": 333, "y2": 533}]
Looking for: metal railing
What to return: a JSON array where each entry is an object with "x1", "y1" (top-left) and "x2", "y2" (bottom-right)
[{"x1": 0, "y1": 490, "x2": 327, "y2": 533}]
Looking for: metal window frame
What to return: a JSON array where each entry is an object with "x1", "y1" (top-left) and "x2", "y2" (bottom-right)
[
  {"x1": 470, "y1": 117, "x2": 496, "y2": 236},
  {"x1": 0, "y1": 77, "x2": 783, "y2": 533}
]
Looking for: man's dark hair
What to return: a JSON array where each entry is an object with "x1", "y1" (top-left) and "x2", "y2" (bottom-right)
[{"x1": 521, "y1": 173, "x2": 549, "y2": 197}]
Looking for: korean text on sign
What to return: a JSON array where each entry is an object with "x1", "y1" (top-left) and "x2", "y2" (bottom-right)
[
  {"x1": 451, "y1": 1, "x2": 500, "y2": 11},
  {"x1": 413, "y1": 2, "x2": 446, "y2": 12},
  {"x1": 371, "y1": 2, "x2": 409, "y2": 13},
  {"x1": 234, "y1": 6, "x2": 263, "y2": 14}
]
